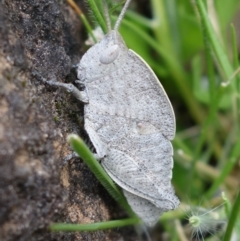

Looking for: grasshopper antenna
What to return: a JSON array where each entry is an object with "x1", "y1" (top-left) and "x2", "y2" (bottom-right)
[
  {"x1": 103, "y1": 0, "x2": 112, "y2": 32},
  {"x1": 114, "y1": 0, "x2": 131, "y2": 31}
]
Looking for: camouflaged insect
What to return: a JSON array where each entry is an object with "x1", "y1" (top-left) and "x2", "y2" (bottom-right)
[{"x1": 40, "y1": 0, "x2": 180, "y2": 226}]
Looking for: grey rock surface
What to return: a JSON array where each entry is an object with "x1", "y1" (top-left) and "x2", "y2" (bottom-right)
[{"x1": 0, "y1": 1, "x2": 137, "y2": 240}]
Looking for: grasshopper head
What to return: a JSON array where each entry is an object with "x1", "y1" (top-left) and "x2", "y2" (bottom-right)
[{"x1": 78, "y1": 30, "x2": 128, "y2": 82}]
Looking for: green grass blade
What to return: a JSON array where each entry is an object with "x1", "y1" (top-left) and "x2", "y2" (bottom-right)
[
  {"x1": 109, "y1": 1, "x2": 125, "y2": 15},
  {"x1": 195, "y1": 0, "x2": 234, "y2": 80},
  {"x1": 67, "y1": 134, "x2": 137, "y2": 218},
  {"x1": 80, "y1": 14, "x2": 97, "y2": 43},
  {"x1": 222, "y1": 190, "x2": 240, "y2": 241},
  {"x1": 86, "y1": 0, "x2": 107, "y2": 33},
  {"x1": 67, "y1": 0, "x2": 97, "y2": 43},
  {"x1": 231, "y1": 24, "x2": 240, "y2": 121},
  {"x1": 222, "y1": 192, "x2": 232, "y2": 217},
  {"x1": 205, "y1": 132, "x2": 240, "y2": 198},
  {"x1": 50, "y1": 218, "x2": 140, "y2": 231},
  {"x1": 125, "y1": 10, "x2": 153, "y2": 28}
]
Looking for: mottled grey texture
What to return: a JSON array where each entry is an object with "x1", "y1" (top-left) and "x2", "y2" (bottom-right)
[{"x1": 78, "y1": 30, "x2": 179, "y2": 225}]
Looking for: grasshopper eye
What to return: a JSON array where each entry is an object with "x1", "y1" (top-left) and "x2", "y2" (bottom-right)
[{"x1": 99, "y1": 44, "x2": 120, "y2": 64}]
